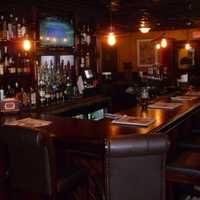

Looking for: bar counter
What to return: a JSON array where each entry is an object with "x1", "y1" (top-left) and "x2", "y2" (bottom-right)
[{"x1": 1, "y1": 94, "x2": 200, "y2": 200}]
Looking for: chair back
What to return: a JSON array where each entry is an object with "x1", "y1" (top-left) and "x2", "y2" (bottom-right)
[
  {"x1": 105, "y1": 134, "x2": 169, "y2": 200},
  {"x1": 0, "y1": 126, "x2": 56, "y2": 195}
]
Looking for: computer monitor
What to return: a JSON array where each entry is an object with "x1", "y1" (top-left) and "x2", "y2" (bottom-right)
[{"x1": 84, "y1": 69, "x2": 94, "y2": 79}]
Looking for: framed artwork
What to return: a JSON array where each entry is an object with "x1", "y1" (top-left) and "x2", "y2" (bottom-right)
[{"x1": 137, "y1": 39, "x2": 156, "y2": 67}]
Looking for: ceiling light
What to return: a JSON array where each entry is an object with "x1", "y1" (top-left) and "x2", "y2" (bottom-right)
[
  {"x1": 139, "y1": 27, "x2": 151, "y2": 33},
  {"x1": 156, "y1": 43, "x2": 161, "y2": 49},
  {"x1": 107, "y1": 32, "x2": 116, "y2": 46},
  {"x1": 185, "y1": 42, "x2": 191, "y2": 50}
]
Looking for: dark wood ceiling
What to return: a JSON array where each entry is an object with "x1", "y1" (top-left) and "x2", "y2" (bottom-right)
[{"x1": 1, "y1": 0, "x2": 200, "y2": 32}]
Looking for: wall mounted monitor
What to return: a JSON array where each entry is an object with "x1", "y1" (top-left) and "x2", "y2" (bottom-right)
[{"x1": 40, "y1": 17, "x2": 74, "y2": 47}]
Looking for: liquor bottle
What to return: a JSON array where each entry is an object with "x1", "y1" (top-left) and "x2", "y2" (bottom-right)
[
  {"x1": 85, "y1": 52, "x2": 90, "y2": 67},
  {"x1": 45, "y1": 85, "x2": 51, "y2": 105},
  {"x1": 16, "y1": 52, "x2": 23, "y2": 74},
  {"x1": 5, "y1": 84, "x2": 14, "y2": 98},
  {"x1": 81, "y1": 25, "x2": 87, "y2": 45},
  {"x1": 140, "y1": 87, "x2": 149, "y2": 109},
  {"x1": 14, "y1": 81, "x2": 22, "y2": 100},
  {"x1": 86, "y1": 25, "x2": 91, "y2": 46},
  {"x1": 0, "y1": 48, "x2": 4, "y2": 75},
  {"x1": 0, "y1": 62, "x2": 4, "y2": 75},
  {"x1": 23, "y1": 53, "x2": 31, "y2": 73},
  {"x1": 80, "y1": 56, "x2": 85, "y2": 68},
  {"x1": 4, "y1": 46, "x2": 9, "y2": 73},
  {"x1": 7, "y1": 14, "x2": 14, "y2": 40},
  {"x1": 0, "y1": 85, "x2": 4, "y2": 101},
  {"x1": 12, "y1": 17, "x2": 18, "y2": 39},
  {"x1": 8, "y1": 57, "x2": 16, "y2": 74},
  {"x1": 2, "y1": 15, "x2": 7, "y2": 40},
  {"x1": 0, "y1": 16, "x2": 4, "y2": 40},
  {"x1": 21, "y1": 18, "x2": 26, "y2": 37},
  {"x1": 38, "y1": 80, "x2": 46, "y2": 106},
  {"x1": 17, "y1": 18, "x2": 22, "y2": 38}
]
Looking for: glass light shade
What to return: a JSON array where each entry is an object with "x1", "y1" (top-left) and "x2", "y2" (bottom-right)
[
  {"x1": 161, "y1": 38, "x2": 167, "y2": 48},
  {"x1": 185, "y1": 43, "x2": 191, "y2": 50},
  {"x1": 139, "y1": 27, "x2": 151, "y2": 33},
  {"x1": 156, "y1": 43, "x2": 161, "y2": 49},
  {"x1": 107, "y1": 32, "x2": 116, "y2": 46},
  {"x1": 23, "y1": 39, "x2": 31, "y2": 51}
]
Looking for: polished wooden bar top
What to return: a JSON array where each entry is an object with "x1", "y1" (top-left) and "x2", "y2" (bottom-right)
[{"x1": 2, "y1": 95, "x2": 200, "y2": 144}]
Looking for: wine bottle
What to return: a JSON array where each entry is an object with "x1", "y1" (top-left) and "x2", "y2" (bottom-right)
[
  {"x1": 0, "y1": 16, "x2": 4, "y2": 40},
  {"x1": 4, "y1": 46, "x2": 9, "y2": 73},
  {"x1": 7, "y1": 14, "x2": 14, "y2": 40},
  {"x1": 85, "y1": 52, "x2": 90, "y2": 67},
  {"x1": 2, "y1": 15, "x2": 7, "y2": 40},
  {"x1": 21, "y1": 18, "x2": 26, "y2": 37},
  {"x1": 86, "y1": 25, "x2": 91, "y2": 46}
]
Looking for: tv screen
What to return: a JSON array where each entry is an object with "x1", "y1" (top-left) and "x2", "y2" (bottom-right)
[{"x1": 40, "y1": 17, "x2": 74, "y2": 47}]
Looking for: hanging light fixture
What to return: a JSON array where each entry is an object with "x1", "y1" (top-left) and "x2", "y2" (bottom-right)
[
  {"x1": 185, "y1": 28, "x2": 192, "y2": 50},
  {"x1": 107, "y1": 0, "x2": 116, "y2": 46},
  {"x1": 139, "y1": 20, "x2": 151, "y2": 33},
  {"x1": 138, "y1": 11, "x2": 151, "y2": 33},
  {"x1": 155, "y1": 43, "x2": 161, "y2": 49},
  {"x1": 161, "y1": 33, "x2": 167, "y2": 48},
  {"x1": 185, "y1": 42, "x2": 191, "y2": 50}
]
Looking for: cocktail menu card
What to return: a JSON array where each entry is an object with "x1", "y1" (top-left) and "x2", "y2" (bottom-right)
[
  {"x1": 171, "y1": 95, "x2": 198, "y2": 101},
  {"x1": 185, "y1": 91, "x2": 200, "y2": 96},
  {"x1": 148, "y1": 102, "x2": 182, "y2": 110},
  {"x1": 4, "y1": 117, "x2": 52, "y2": 128},
  {"x1": 112, "y1": 115, "x2": 155, "y2": 127}
]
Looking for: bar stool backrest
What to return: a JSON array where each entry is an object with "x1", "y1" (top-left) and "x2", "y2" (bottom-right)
[
  {"x1": 105, "y1": 134, "x2": 169, "y2": 200},
  {"x1": 0, "y1": 126, "x2": 56, "y2": 195}
]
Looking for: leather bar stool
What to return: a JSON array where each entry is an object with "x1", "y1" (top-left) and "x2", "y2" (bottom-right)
[
  {"x1": 0, "y1": 126, "x2": 89, "y2": 200},
  {"x1": 166, "y1": 150, "x2": 200, "y2": 199}
]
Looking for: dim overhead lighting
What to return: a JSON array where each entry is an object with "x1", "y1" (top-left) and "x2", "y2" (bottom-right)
[
  {"x1": 46, "y1": 37, "x2": 50, "y2": 41},
  {"x1": 156, "y1": 43, "x2": 161, "y2": 49},
  {"x1": 40, "y1": 36, "x2": 44, "y2": 40},
  {"x1": 138, "y1": 12, "x2": 151, "y2": 33},
  {"x1": 63, "y1": 37, "x2": 68, "y2": 42},
  {"x1": 161, "y1": 38, "x2": 167, "y2": 48},
  {"x1": 107, "y1": 0, "x2": 117, "y2": 46},
  {"x1": 107, "y1": 32, "x2": 116, "y2": 46},
  {"x1": 185, "y1": 42, "x2": 191, "y2": 50},
  {"x1": 160, "y1": 33, "x2": 167, "y2": 48},
  {"x1": 23, "y1": 39, "x2": 31, "y2": 51},
  {"x1": 139, "y1": 27, "x2": 151, "y2": 33}
]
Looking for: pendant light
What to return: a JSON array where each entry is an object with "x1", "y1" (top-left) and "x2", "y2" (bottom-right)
[
  {"x1": 138, "y1": 11, "x2": 151, "y2": 34},
  {"x1": 185, "y1": 29, "x2": 191, "y2": 50},
  {"x1": 107, "y1": 0, "x2": 116, "y2": 46},
  {"x1": 161, "y1": 33, "x2": 167, "y2": 48}
]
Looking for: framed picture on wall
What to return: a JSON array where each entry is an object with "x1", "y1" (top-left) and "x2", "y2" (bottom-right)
[{"x1": 137, "y1": 39, "x2": 156, "y2": 67}]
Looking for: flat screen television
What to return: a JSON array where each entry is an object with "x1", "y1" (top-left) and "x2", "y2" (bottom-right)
[{"x1": 40, "y1": 17, "x2": 74, "y2": 47}]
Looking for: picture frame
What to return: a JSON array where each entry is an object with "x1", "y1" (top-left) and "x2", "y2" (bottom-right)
[{"x1": 137, "y1": 39, "x2": 156, "y2": 67}]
